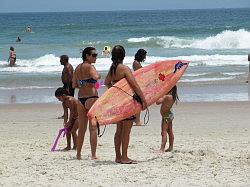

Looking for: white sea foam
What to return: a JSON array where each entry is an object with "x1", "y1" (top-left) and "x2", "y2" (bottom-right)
[
  {"x1": 222, "y1": 72, "x2": 246, "y2": 76},
  {"x1": 180, "y1": 77, "x2": 235, "y2": 82},
  {"x1": 127, "y1": 29, "x2": 250, "y2": 49},
  {"x1": 191, "y1": 29, "x2": 250, "y2": 49},
  {"x1": 82, "y1": 41, "x2": 107, "y2": 45},
  {"x1": 0, "y1": 86, "x2": 56, "y2": 90},
  {"x1": 0, "y1": 54, "x2": 248, "y2": 73},
  {"x1": 127, "y1": 37, "x2": 152, "y2": 43},
  {"x1": 183, "y1": 73, "x2": 209, "y2": 77}
]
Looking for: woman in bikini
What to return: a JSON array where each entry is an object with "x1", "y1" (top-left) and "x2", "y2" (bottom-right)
[
  {"x1": 8, "y1": 46, "x2": 16, "y2": 67},
  {"x1": 132, "y1": 49, "x2": 147, "y2": 126},
  {"x1": 105, "y1": 45, "x2": 147, "y2": 164},
  {"x1": 72, "y1": 47, "x2": 100, "y2": 160}
]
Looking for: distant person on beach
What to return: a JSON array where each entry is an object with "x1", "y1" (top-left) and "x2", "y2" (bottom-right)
[
  {"x1": 105, "y1": 45, "x2": 147, "y2": 164},
  {"x1": 16, "y1": 36, "x2": 21, "y2": 42},
  {"x1": 55, "y1": 87, "x2": 79, "y2": 151},
  {"x1": 9, "y1": 95, "x2": 16, "y2": 104},
  {"x1": 26, "y1": 26, "x2": 32, "y2": 32},
  {"x1": 247, "y1": 54, "x2": 250, "y2": 83},
  {"x1": 156, "y1": 85, "x2": 179, "y2": 152},
  {"x1": 132, "y1": 49, "x2": 147, "y2": 126},
  {"x1": 59, "y1": 55, "x2": 75, "y2": 119},
  {"x1": 102, "y1": 46, "x2": 111, "y2": 57},
  {"x1": 72, "y1": 47, "x2": 100, "y2": 160},
  {"x1": 8, "y1": 46, "x2": 16, "y2": 67}
]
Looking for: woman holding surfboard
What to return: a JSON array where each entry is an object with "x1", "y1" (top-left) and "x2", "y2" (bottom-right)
[
  {"x1": 72, "y1": 47, "x2": 100, "y2": 160},
  {"x1": 105, "y1": 45, "x2": 147, "y2": 164}
]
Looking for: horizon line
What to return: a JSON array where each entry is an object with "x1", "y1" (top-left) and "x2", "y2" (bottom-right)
[{"x1": 0, "y1": 7, "x2": 249, "y2": 14}]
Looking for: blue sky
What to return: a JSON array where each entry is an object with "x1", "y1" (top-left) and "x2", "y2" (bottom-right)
[{"x1": 0, "y1": 0, "x2": 249, "y2": 13}]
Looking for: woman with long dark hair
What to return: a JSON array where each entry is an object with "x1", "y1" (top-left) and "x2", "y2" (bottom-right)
[
  {"x1": 132, "y1": 49, "x2": 147, "y2": 125},
  {"x1": 72, "y1": 47, "x2": 100, "y2": 160},
  {"x1": 156, "y1": 85, "x2": 179, "y2": 152},
  {"x1": 105, "y1": 45, "x2": 147, "y2": 164}
]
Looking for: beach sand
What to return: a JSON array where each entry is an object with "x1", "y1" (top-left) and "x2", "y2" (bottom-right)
[{"x1": 0, "y1": 102, "x2": 249, "y2": 186}]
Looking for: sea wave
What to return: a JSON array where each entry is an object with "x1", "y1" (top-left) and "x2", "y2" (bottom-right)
[
  {"x1": 127, "y1": 29, "x2": 250, "y2": 49},
  {"x1": 183, "y1": 73, "x2": 209, "y2": 77},
  {"x1": 222, "y1": 72, "x2": 246, "y2": 76},
  {"x1": 0, "y1": 86, "x2": 56, "y2": 90},
  {"x1": 180, "y1": 77, "x2": 235, "y2": 82},
  {"x1": 0, "y1": 54, "x2": 248, "y2": 73}
]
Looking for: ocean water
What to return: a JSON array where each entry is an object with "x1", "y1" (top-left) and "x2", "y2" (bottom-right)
[{"x1": 0, "y1": 8, "x2": 250, "y2": 103}]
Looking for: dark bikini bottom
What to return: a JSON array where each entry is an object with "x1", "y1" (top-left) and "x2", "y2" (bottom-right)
[
  {"x1": 122, "y1": 115, "x2": 136, "y2": 121},
  {"x1": 78, "y1": 96, "x2": 99, "y2": 108}
]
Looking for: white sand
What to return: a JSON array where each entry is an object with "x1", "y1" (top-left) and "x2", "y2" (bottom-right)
[{"x1": 0, "y1": 102, "x2": 249, "y2": 186}]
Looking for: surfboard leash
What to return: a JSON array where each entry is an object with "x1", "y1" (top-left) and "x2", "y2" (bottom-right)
[
  {"x1": 95, "y1": 116, "x2": 106, "y2": 137},
  {"x1": 144, "y1": 107, "x2": 150, "y2": 125},
  {"x1": 111, "y1": 85, "x2": 150, "y2": 125}
]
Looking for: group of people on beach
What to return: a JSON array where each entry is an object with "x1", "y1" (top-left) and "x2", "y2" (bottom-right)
[
  {"x1": 7, "y1": 26, "x2": 33, "y2": 67},
  {"x1": 56, "y1": 45, "x2": 178, "y2": 163}
]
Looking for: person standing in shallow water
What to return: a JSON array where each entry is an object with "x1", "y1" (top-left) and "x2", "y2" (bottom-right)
[
  {"x1": 72, "y1": 47, "x2": 100, "y2": 160},
  {"x1": 16, "y1": 36, "x2": 21, "y2": 43},
  {"x1": 59, "y1": 55, "x2": 75, "y2": 119},
  {"x1": 132, "y1": 49, "x2": 147, "y2": 126},
  {"x1": 8, "y1": 46, "x2": 16, "y2": 67},
  {"x1": 105, "y1": 45, "x2": 147, "y2": 164}
]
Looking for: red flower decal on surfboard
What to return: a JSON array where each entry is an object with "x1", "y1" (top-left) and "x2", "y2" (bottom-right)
[{"x1": 159, "y1": 73, "x2": 165, "y2": 81}]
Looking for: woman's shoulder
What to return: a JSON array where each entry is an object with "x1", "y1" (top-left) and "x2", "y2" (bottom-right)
[
  {"x1": 75, "y1": 63, "x2": 90, "y2": 70},
  {"x1": 83, "y1": 63, "x2": 93, "y2": 70},
  {"x1": 118, "y1": 64, "x2": 130, "y2": 71},
  {"x1": 75, "y1": 63, "x2": 82, "y2": 69},
  {"x1": 119, "y1": 64, "x2": 132, "y2": 76},
  {"x1": 133, "y1": 61, "x2": 142, "y2": 70},
  {"x1": 133, "y1": 60, "x2": 140, "y2": 65}
]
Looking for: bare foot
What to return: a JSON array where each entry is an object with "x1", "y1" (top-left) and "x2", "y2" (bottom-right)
[
  {"x1": 62, "y1": 147, "x2": 71, "y2": 151},
  {"x1": 158, "y1": 149, "x2": 165, "y2": 153},
  {"x1": 91, "y1": 156, "x2": 98, "y2": 160},
  {"x1": 165, "y1": 148, "x2": 173, "y2": 152},
  {"x1": 76, "y1": 154, "x2": 81, "y2": 160},
  {"x1": 115, "y1": 159, "x2": 121, "y2": 163},
  {"x1": 133, "y1": 122, "x2": 144, "y2": 126},
  {"x1": 121, "y1": 159, "x2": 137, "y2": 164}
]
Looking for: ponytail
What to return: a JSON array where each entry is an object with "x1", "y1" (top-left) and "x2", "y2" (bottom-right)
[{"x1": 109, "y1": 45, "x2": 125, "y2": 76}]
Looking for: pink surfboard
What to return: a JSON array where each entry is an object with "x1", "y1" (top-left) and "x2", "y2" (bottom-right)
[{"x1": 88, "y1": 60, "x2": 189, "y2": 126}]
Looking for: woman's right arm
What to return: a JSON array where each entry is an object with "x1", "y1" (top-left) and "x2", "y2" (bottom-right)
[{"x1": 89, "y1": 65, "x2": 100, "y2": 80}]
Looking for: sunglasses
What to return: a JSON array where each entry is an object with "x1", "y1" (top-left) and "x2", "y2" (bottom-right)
[{"x1": 91, "y1": 53, "x2": 98, "y2": 57}]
